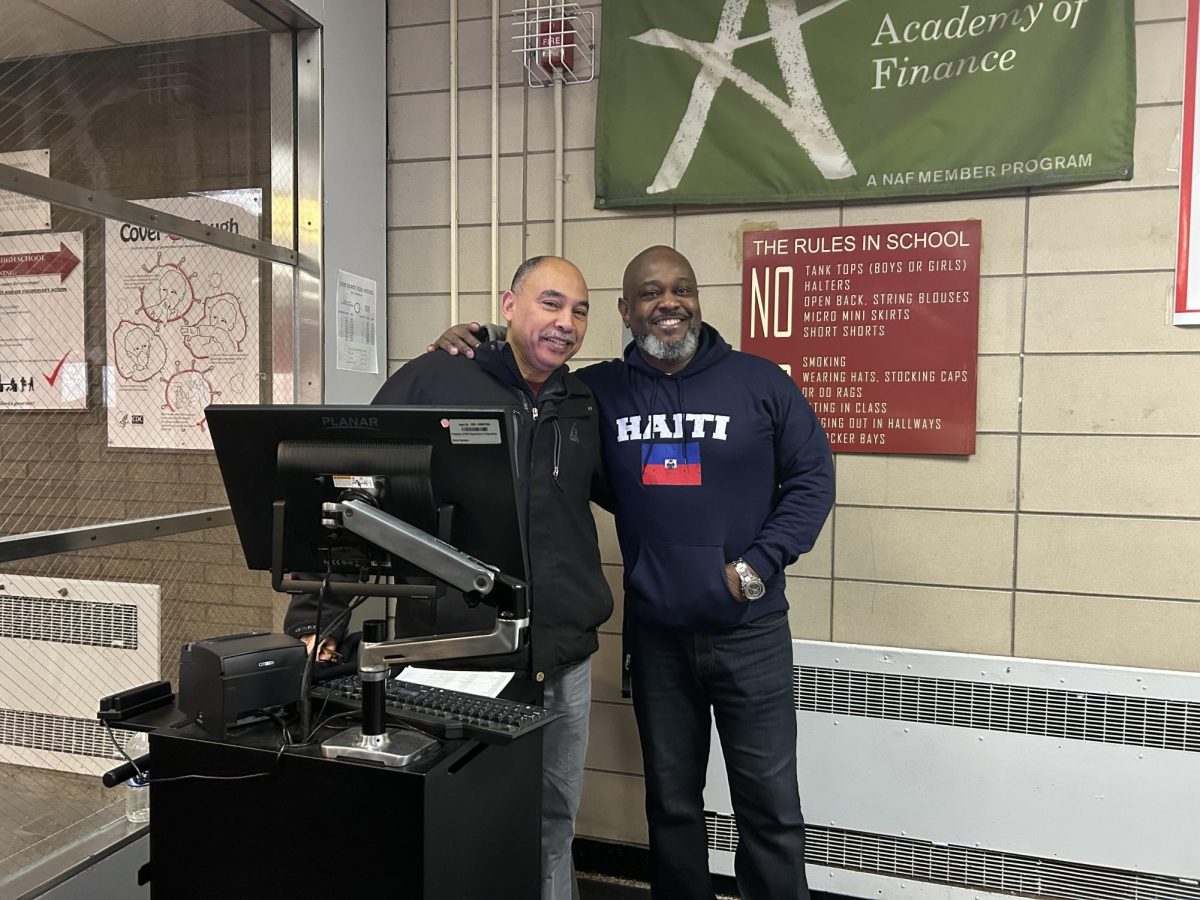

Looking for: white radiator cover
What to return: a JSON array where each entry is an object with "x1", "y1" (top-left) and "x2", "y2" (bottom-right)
[
  {"x1": 704, "y1": 640, "x2": 1200, "y2": 900},
  {"x1": 0, "y1": 573, "x2": 160, "y2": 775}
]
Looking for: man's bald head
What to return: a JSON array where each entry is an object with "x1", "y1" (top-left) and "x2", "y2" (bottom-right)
[
  {"x1": 621, "y1": 245, "x2": 697, "y2": 300},
  {"x1": 511, "y1": 255, "x2": 561, "y2": 293}
]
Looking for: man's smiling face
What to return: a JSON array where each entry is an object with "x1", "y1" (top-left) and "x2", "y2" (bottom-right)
[
  {"x1": 619, "y1": 246, "x2": 702, "y2": 373},
  {"x1": 501, "y1": 257, "x2": 590, "y2": 381}
]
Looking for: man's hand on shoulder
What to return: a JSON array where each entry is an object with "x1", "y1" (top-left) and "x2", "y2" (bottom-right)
[{"x1": 427, "y1": 322, "x2": 486, "y2": 358}]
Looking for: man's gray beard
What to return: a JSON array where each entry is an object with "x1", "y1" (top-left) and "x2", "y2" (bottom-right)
[{"x1": 635, "y1": 324, "x2": 700, "y2": 362}]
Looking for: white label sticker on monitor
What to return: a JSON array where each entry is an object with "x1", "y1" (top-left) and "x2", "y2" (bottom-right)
[
  {"x1": 332, "y1": 475, "x2": 375, "y2": 489},
  {"x1": 448, "y1": 419, "x2": 501, "y2": 444}
]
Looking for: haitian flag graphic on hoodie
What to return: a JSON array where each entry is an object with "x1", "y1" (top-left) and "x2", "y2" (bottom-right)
[{"x1": 641, "y1": 441, "x2": 702, "y2": 485}]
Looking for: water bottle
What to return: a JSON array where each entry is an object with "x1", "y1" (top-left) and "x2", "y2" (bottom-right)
[{"x1": 124, "y1": 731, "x2": 150, "y2": 824}]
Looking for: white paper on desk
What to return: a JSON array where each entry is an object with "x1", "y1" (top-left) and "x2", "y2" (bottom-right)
[{"x1": 396, "y1": 667, "x2": 514, "y2": 698}]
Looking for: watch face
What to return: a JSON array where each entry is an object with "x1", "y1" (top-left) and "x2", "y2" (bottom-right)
[{"x1": 743, "y1": 578, "x2": 765, "y2": 601}]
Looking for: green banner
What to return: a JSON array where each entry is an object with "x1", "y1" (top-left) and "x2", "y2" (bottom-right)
[{"x1": 595, "y1": 0, "x2": 1135, "y2": 207}]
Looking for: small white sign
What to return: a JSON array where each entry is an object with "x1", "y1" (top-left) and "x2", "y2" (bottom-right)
[
  {"x1": 336, "y1": 269, "x2": 379, "y2": 374},
  {"x1": 0, "y1": 149, "x2": 51, "y2": 233},
  {"x1": 448, "y1": 418, "x2": 501, "y2": 445}
]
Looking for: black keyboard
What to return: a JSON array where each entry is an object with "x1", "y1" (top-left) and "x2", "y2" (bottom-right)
[{"x1": 310, "y1": 675, "x2": 560, "y2": 745}]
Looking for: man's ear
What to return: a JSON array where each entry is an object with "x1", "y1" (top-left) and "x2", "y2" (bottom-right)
[
  {"x1": 500, "y1": 290, "x2": 516, "y2": 322},
  {"x1": 617, "y1": 295, "x2": 630, "y2": 327}
]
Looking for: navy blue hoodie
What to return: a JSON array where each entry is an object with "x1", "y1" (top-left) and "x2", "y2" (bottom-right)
[{"x1": 577, "y1": 324, "x2": 834, "y2": 631}]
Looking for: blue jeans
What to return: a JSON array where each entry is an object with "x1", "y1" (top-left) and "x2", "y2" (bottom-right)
[
  {"x1": 540, "y1": 656, "x2": 592, "y2": 900},
  {"x1": 630, "y1": 612, "x2": 809, "y2": 900}
]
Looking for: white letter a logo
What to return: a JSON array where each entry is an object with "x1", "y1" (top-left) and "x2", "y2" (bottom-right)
[{"x1": 632, "y1": 0, "x2": 856, "y2": 195}]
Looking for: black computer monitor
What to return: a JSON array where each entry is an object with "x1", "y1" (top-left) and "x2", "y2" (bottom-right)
[{"x1": 205, "y1": 405, "x2": 530, "y2": 663}]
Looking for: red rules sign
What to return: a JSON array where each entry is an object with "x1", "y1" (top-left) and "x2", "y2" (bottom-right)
[{"x1": 741, "y1": 220, "x2": 981, "y2": 455}]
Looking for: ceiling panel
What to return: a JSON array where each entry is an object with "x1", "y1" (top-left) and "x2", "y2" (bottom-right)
[
  {"x1": 38, "y1": 0, "x2": 259, "y2": 43},
  {"x1": 0, "y1": 0, "x2": 260, "y2": 60},
  {"x1": 0, "y1": 0, "x2": 118, "y2": 58}
]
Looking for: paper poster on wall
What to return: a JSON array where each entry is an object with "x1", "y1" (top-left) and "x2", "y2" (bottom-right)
[
  {"x1": 104, "y1": 194, "x2": 260, "y2": 450},
  {"x1": 335, "y1": 269, "x2": 379, "y2": 374},
  {"x1": 0, "y1": 149, "x2": 51, "y2": 233},
  {"x1": 0, "y1": 231, "x2": 86, "y2": 411}
]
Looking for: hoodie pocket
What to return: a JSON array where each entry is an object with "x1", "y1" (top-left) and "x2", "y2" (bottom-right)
[{"x1": 626, "y1": 540, "x2": 737, "y2": 628}]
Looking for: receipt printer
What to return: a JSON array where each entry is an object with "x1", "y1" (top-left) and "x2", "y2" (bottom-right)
[{"x1": 179, "y1": 632, "x2": 306, "y2": 740}]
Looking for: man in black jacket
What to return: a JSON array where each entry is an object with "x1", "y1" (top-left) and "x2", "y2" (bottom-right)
[{"x1": 284, "y1": 256, "x2": 612, "y2": 900}]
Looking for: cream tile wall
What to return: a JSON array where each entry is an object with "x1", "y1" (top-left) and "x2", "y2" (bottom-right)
[{"x1": 385, "y1": 2, "x2": 1197, "y2": 849}]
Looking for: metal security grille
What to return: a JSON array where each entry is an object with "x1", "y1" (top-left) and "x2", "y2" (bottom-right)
[
  {"x1": 794, "y1": 666, "x2": 1200, "y2": 753},
  {"x1": 706, "y1": 815, "x2": 1200, "y2": 900},
  {"x1": 0, "y1": 593, "x2": 138, "y2": 649},
  {"x1": 0, "y1": 709, "x2": 131, "y2": 760},
  {"x1": 0, "y1": 0, "x2": 312, "y2": 884}
]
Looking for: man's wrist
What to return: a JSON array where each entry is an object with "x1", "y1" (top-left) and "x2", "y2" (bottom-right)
[{"x1": 732, "y1": 558, "x2": 765, "y2": 601}]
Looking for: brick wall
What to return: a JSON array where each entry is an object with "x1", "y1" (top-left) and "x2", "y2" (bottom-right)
[{"x1": 384, "y1": 0, "x2": 1199, "y2": 846}]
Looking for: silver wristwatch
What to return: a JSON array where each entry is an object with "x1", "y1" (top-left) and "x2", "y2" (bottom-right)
[{"x1": 733, "y1": 558, "x2": 765, "y2": 601}]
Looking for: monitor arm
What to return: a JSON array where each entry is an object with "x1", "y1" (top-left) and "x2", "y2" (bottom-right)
[
  {"x1": 332, "y1": 499, "x2": 529, "y2": 672},
  {"x1": 317, "y1": 500, "x2": 531, "y2": 768},
  {"x1": 336, "y1": 499, "x2": 496, "y2": 596}
]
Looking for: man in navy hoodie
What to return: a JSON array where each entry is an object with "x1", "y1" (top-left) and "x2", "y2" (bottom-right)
[{"x1": 433, "y1": 245, "x2": 834, "y2": 900}]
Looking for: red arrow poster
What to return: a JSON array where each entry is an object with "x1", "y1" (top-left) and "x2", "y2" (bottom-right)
[
  {"x1": 0, "y1": 243, "x2": 81, "y2": 281},
  {"x1": 0, "y1": 232, "x2": 87, "y2": 411}
]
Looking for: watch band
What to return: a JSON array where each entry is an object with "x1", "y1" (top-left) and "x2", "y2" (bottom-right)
[{"x1": 733, "y1": 558, "x2": 765, "y2": 601}]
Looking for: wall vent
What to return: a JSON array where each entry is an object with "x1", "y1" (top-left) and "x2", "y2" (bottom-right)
[
  {"x1": 0, "y1": 574, "x2": 159, "y2": 775},
  {"x1": 706, "y1": 643, "x2": 1200, "y2": 897},
  {"x1": 0, "y1": 709, "x2": 131, "y2": 760},
  {"x1": 0, "y1": 593, "x2": 139, "y2": 649},
  {"x1": 794, "y1": 665, "x2": 1200, "y2": 753},
  {"x1": 707, "y1": 815, "x2": 1200, "y2": 900}
]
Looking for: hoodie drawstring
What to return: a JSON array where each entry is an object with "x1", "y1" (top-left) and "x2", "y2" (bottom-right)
[
  {"x1": 673, "y1": 379, "x2": 689, "y2": 468},
  {"x1": 639, "y1": 377, "x2": 663, "y2": 483},
  {"x1": 639, "y1": 377, "x2": 694, "y2": 479}
]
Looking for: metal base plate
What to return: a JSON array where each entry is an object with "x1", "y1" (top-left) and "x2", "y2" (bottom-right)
[{"x1": 320, "y1": 727, "x2": 440, "y2": 767}]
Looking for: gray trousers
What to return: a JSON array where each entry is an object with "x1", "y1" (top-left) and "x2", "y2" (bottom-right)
[{"x1": 539, "y1": 656, "x2": 593, "y2": 900}]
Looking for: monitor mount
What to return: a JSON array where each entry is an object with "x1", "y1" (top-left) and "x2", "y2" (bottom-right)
[{"x1": 274, "y1": 496, "x2": 529, "y2": 767}]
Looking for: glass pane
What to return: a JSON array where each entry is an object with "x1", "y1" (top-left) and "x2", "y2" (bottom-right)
[
  {"x1": 0, "y1": 1, "x2": 292, "y2": 249},
  {"x1": 0, "y1": 3, "x2": 303, "y2": 890}
]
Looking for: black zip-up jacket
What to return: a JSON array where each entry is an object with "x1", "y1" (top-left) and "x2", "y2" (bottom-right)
[{"x1": 283, "y1": 342, "x2": 612, "y2": 680}]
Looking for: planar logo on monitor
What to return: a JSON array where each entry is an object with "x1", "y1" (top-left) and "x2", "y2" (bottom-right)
[{"x1": 321, "y1": 415, "x2": 379, "y2": 429}]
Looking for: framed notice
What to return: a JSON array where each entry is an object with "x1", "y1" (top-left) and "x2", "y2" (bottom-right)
[
  {"x1": 0, "y1": 232, "x2": 86, "y2": 411},
  {"x1": 742, "y1": 220, "x2": 981, "y2": 455},
  {"x1": 0, "y1": 149, "x2": 51, "y2": 233},
  {"x1": 1175, "y1": 0, "x2": 1200, "y2": 326}
]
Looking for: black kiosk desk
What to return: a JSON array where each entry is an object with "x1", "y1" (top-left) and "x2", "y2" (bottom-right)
[
  {"x1": 185, "y1": 405, "x2": 544, "y2": 897},
  {"x1": 144, "y1": 708, "x2": 540, "y2": 899}
]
